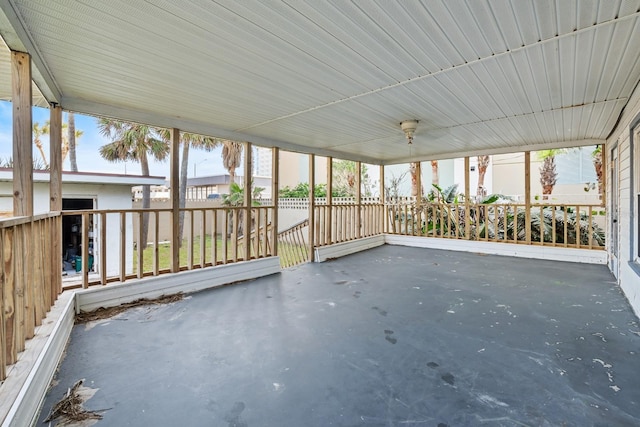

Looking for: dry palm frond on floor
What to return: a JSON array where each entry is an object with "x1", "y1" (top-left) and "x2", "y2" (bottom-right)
[
  {"x1": 75, "y1": 293, "x2": 183, "y2": 323},
  {"x1": 44, "y1": 380, "x2": 102, "y2": 424}
]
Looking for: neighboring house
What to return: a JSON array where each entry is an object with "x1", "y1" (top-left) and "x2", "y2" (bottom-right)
[
  {"x1": 184, "y1": 174, "x2": 273, "y2": 200},
  {"x1": 0, "y1": 169, "x2": 165, "y2": 277}
]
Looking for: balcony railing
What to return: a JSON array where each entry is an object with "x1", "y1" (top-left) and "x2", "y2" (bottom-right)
[
  {"x1": 1, "y1": 212, "x2": 62, "y2": 381},
  {"x1": 309, "y1": 200, "x2": 605, "y2": 250},
  {"x1": 61, "y1": 206, "x2": 276, "y2": 289}
]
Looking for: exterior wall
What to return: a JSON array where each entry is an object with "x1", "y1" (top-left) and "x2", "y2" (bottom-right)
[
  {"x1": 607, "y1": 78, "x2": 640, "y2": 317},
  {"x1": 279, "y1": 151, "x2": 328, "y2": 188},
  {"x1": 0, "y1": 182, "x2": 134, "y2": 277}
]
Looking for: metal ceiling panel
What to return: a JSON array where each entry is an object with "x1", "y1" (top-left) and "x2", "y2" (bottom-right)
[{"x1": 0, "y1": 0, "x2": 638, "y2": 165}]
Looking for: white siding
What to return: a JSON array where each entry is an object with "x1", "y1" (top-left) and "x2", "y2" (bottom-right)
[
  {"x1": 607, "y1": 75, "x2": 640, "y2": 317},
  {"x1": 0, "y1": 182, "x2": 135, "y2": 277}
]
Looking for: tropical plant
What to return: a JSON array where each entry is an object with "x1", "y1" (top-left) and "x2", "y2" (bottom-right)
[
  {"x1": 32, "y1": 119, "x2": 83, "y2": 169},
  {"x1": 33, "y1": 122, "x2": 50, "y2": 168},
  {"x1": 222, "y1": 140, "x2": 243, "y2": 184},
  {"x1": 222, "y1": 181, "x2": 264, "y2": 236},
  {"x1": 98, "y1": 119, "x2": 169, "y2": 250},
  {"x1": 0, "y1": 156, "x2": 48, "y2": 170},
  {"x1": 537, "y1": 149, "x2": 566, "y2": 199},
  {"x1": 279, "y1": 182, "x2": 350, "y2": 198},
  {"x1": 385, "y1": 170, "x2": 408, "y2": 201},
  {"x1": 591, "y1": 145, "x2": 603, "y2": 198},
  {"x1": 332, "y1": 159, "x2": 371, "y2": 197}
]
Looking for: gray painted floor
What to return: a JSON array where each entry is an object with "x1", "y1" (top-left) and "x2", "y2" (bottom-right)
[{"x1": 39, "y1": 246, "x2": 640, "y2": 426}]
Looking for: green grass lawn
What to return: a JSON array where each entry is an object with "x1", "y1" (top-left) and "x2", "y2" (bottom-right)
[{"x1": 133, "y1": 235, "x2": 307, "y2": 272}]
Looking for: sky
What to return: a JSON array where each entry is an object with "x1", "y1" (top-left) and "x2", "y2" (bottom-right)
[{"x1": 0, "y1": 101, "x2": 234, "y2": 180}]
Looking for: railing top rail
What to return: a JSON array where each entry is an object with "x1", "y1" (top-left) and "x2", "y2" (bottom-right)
[
  {"x1": 61, "y1": 206, "x2": 273, "y2": 216},
  {"x1": 0, "y1": 211, "x2": 60, "y2": 228}
]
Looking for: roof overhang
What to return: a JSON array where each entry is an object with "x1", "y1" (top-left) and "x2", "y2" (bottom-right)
[
  {"x1": 0, "y1": 169, "x2": 165, "y2": 186},
  {"x1": 0, "y1": 1, "x2": 638, "y2": 165}
]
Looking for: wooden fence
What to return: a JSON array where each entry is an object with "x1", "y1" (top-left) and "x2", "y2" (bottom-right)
[{"x1": 1, "y1": 212, "x2": 62, "y2": 381}]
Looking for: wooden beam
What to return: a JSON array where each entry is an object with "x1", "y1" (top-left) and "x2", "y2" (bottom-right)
[
  {"x1": 464, "y1": 157, "x2": 470, "y2": 239},
  {"x1": 308, "y1": 154, "x2": 315, "y2": 262},
  {"x1": 415, "y1": 161, "x2": 422, "y2": 206},
  {"x1": 379, "y1": 165, "x2": 385, "y2": 234},
  {"x1": 49, "y1": 105, "x2": 62, "y2": 295},
  {"x1": 244, "y1": 142, "x2": 252, "y2": 261},
  {"x1": 601, "y1": 144, "x2": 606, "y2": 207},
  {"x1": 49, "y1": 106, "x2": 62, "y2": 211},
  {"x1": 326, "y1": 157, "x2": 333, "y2": 245},
  {"x1": 271, "y1": 147, "x2": 279, "y2": 256},
  {"x1": 169, "y1": 128, "x2": 180, "y2": 273},
  {"x1": 11, "y1": 51, "x2": 33, "y2": 217},
  {"x1": 524, "y1": 151, "x2": 531, "y2": 243},
  {"x1": 355, "y1": 161, "x2": 361, "y2": 239}
]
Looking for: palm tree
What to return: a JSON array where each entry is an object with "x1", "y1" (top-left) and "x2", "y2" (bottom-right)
[
  {"x1": 591, "y1": 145, "x2": 603, "y2": 199},
  {"x1": 476, "y1": 155, "x2": 490, "y2": 199},
  {"x1": 98, "y1": 119, "x2": 169, "y2": 250},
  {"x1": 68, "y1": 112, "x2": 78, "y2": 172},
  {"x1": 32, "y1": 120, "x2": 82, "y2": 169},
  {"x1": 33, "y1": 122, "x2": 50, "y2": 168},
  {"x1": 537, "y1": 149, "x2": 566, "y2": 200},
  {"x1": 431, "y1": 160, "x2": 439, "y2": 186},
  {"x1": 222, "y1": 140, "x2": 243, "y2": 184},
  {"x1": 409, "y1": 162, "x2": 422, "y2": 197},
  {"x1": 159, "y1": 130, "x2": 220, "y2": 243}
]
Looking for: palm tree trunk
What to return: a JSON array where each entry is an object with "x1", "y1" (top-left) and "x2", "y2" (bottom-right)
[
  {"x1": 178, "y1": 141, "x2": 190, "y2": 246},
  {"x1": 431, "y1": 160, "x2": 439, "y2": 186},
  {"x1": 592, "y1": 148, "x2": 603, "y2": 199},
  {"x1": 409, "y1": 162, "x2": 420, "y2": 197},
  {"x1": 68, "y1": 112, "x2": 78, "y2": 172},
  {"x1": 229, "y1": 167, "x2": 236, "y2": 185},
  {"x1": 476, "y1": 155, "x2": 489, "y2": 199},
  {"x1": 139, "y1": 153, "x2": 150, "y2": 251}
]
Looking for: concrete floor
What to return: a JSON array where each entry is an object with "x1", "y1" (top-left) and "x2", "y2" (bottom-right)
[{"x1": 39, "y1": 245, "x2": 640, "y2": 426}]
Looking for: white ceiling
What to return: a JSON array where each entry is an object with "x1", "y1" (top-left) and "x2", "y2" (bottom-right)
[{"x1": 0, "y1": 0, "x2": 639, "y2": 164}]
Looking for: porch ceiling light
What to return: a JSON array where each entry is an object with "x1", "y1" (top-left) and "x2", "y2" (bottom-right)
[{"x1": 400, "y1": 120, "x2": 419, "y2": 145}]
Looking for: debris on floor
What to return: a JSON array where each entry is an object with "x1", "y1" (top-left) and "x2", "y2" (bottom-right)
[
  {"x1": 44, "y1": 379, "x2": 103, "y2": 425},
  {"x1": 75, "y1": 293, "x2": 183, "y2": 323}
]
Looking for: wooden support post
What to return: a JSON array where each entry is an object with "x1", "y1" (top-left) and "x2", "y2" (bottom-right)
[
  {"x1": 100, "y1": 212, "x2": 107, "y2": 284},
  {"x1": 326, "y1": 157, "x2": 333, "y2": 245},
  {"x1": 308, "y1": 154, "x2": 315, "y2": 261},
  {"x1": 524, "y1": 151, "x2": 532, "y2": 243},
  {"x1": 355, "y1": 161, "x2": 361, "y2": 239},
  {"x1": 12, "y1": 52, "x2": 33, "y2": 217},
  {"x1": 464, "y1": 157, "x2": 470, "y2": 239},
  {"x1": 415, "y1": 162, "x2": 422, "y2": 235},
  {"x1": 271, "y1": 147, "x2": 279, "y2": 256},
  {"x1": 81, "y1": 212, "x2": 89, "y2": 288},
  {"x1": 243, "y1": 142, "x2": 252, "y2": 261},
  {"x1": 170, "y1": 129, "x2": 180, "y2": 272},
  {"x1": 380, "y1": 165, "x2": 385, "y2": 234},
  {"x1": 601, "y1": 145, "x2": 606, "y2": 207},
  {"x1": 50, "y1": 105, "x2": 62, "y2": 294}
]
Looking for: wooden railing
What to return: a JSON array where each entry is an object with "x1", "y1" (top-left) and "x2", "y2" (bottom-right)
[
  {"x1": 62, "y1": 206, "x2": 276, "y2": 289},
  {"x1": 386, "y1": 201, "x2": 606, "y2": 249},
  {"x1": 1, "y1": 212, "x2": 62, "y2": 381},
  {"x1": 277, "y1": 219, "x2": 309, "y2": 268},
  {"x1": 313, "y1": 204, "x2": 385, "y2": 247}
]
